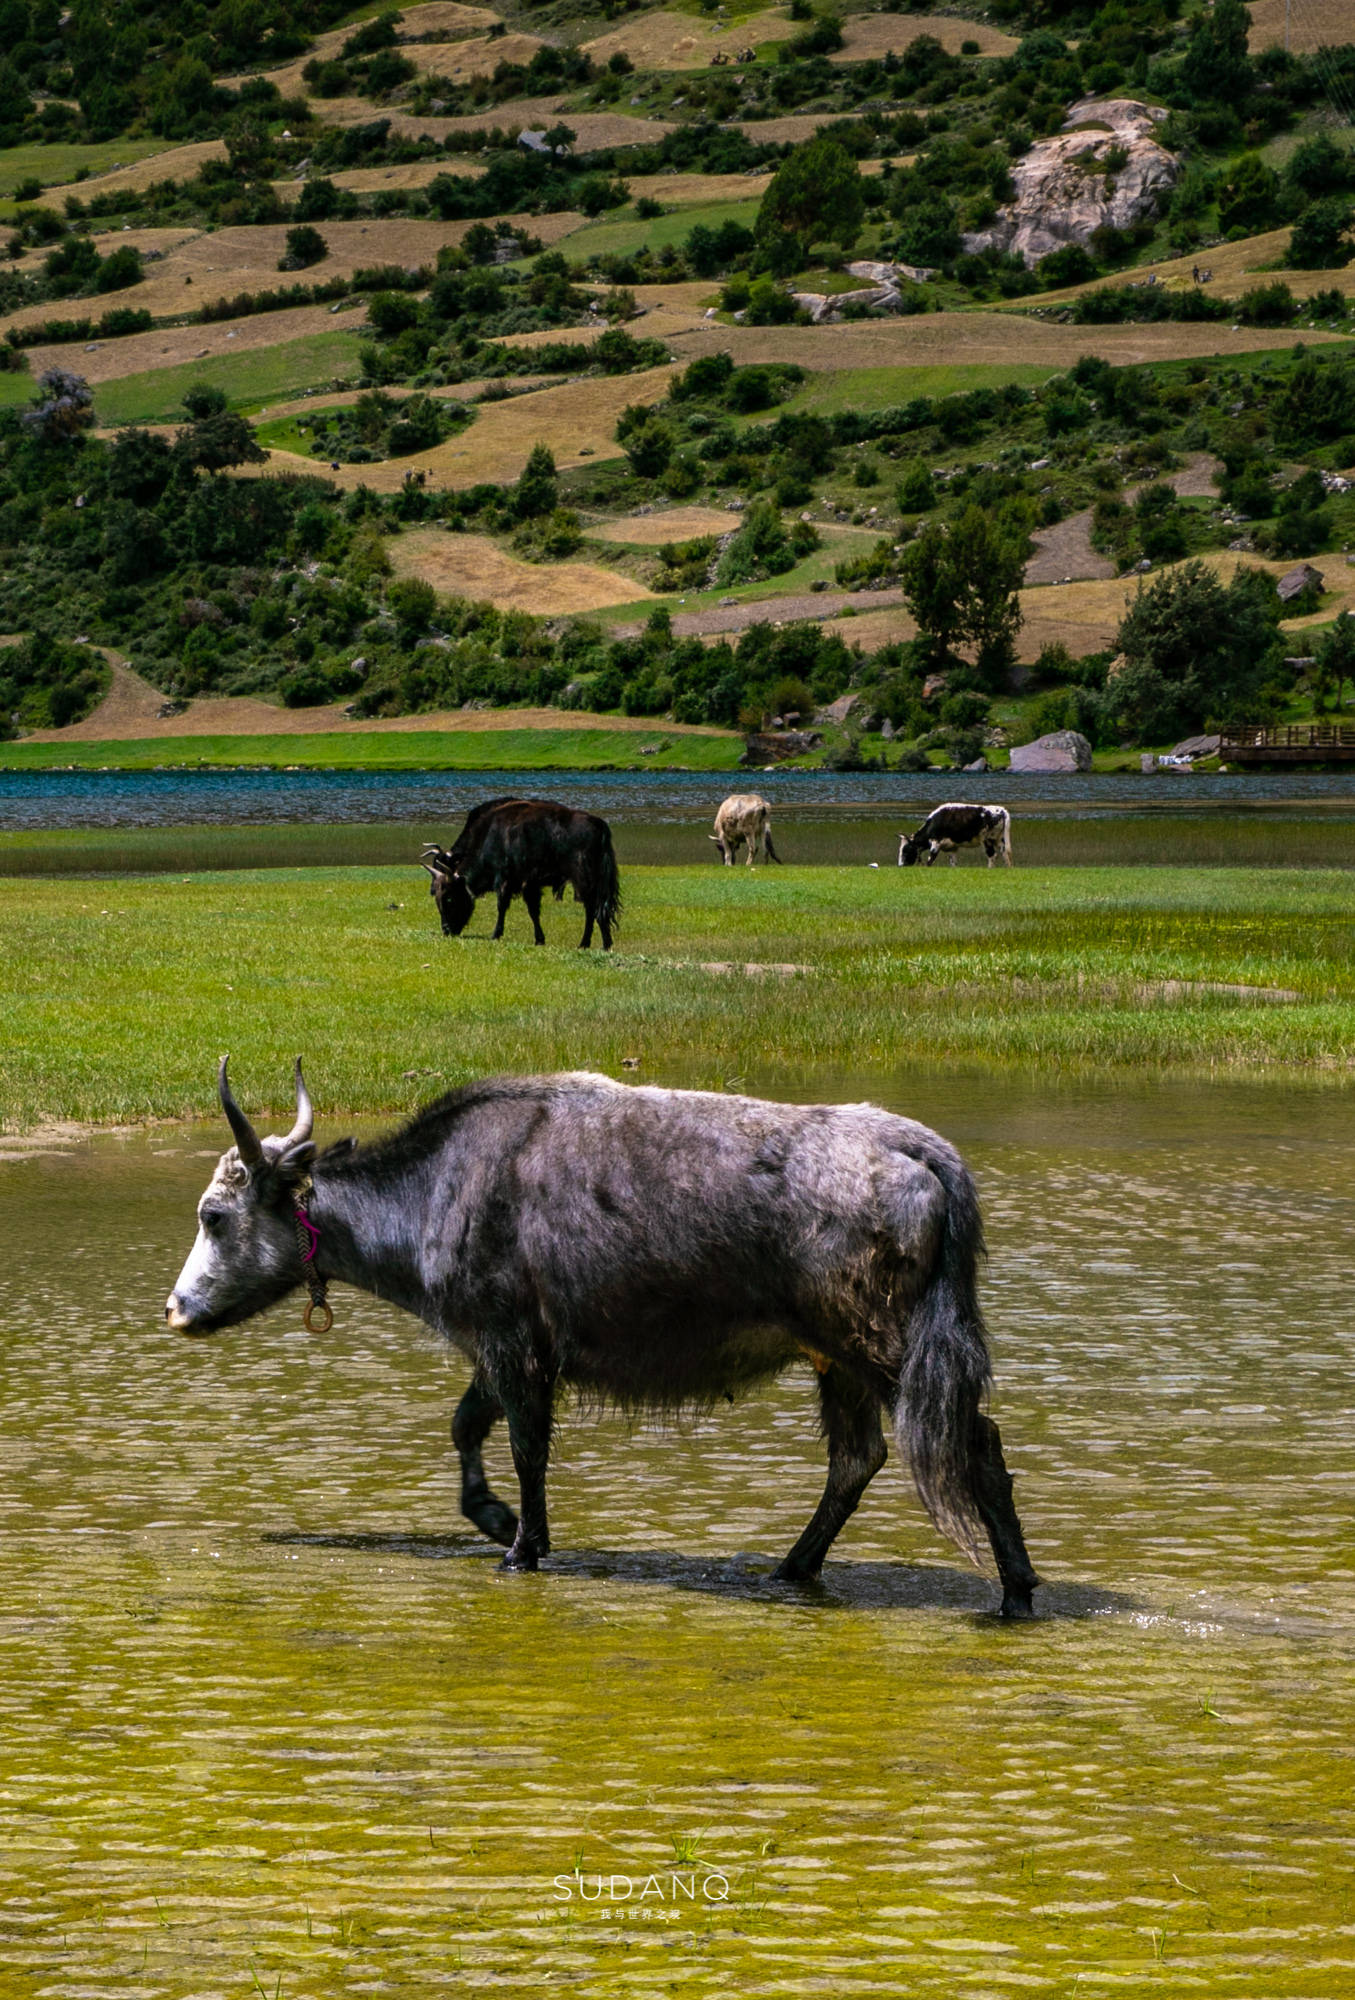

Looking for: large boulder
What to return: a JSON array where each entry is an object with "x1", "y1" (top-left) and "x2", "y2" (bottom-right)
[
  {"x1": 1009, "y1": 730, "x2": 1093, "y2": 773},
  {"x1": 963, "y1": 99, "x2": 1179, "y2": 270}
]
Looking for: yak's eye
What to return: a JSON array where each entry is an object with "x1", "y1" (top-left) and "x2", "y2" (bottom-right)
[{"x1": 200, "y1": 1208, "x2": 226, "y2": 1236}]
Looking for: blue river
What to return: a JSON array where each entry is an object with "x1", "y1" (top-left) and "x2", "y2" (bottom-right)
[{"x1": 3, "y1": 766, "x2": 1355, "y2": 831}]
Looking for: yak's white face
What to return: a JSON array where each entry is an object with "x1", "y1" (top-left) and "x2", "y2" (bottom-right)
[{"x1": 165, "y1": 1149, "x2": 303, "y2": 1335}]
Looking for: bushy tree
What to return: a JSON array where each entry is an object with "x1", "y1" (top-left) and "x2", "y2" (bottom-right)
[
  {"x1": 20, "y1": 368, "x2": 94, "y2": 446},
  {"x1": 900, "y1": 502, "x2": 1028, "y2": 683},
  {"x1": 0, "y1": 631, "x2": 108, "y2": 730},
  {"x1": 279, "y1": 224, "x2": 328, "y2": 271},
  {"x1": 1107, "y1": 560, "x2": 1283, "y2": 740},
  {"x1": 514, "y1": 442, "x2": 558, "y2": 519},
  {"x1": 755, "y1": 135, "x2": 864, "y2": 269},
  {"x1": 389, "y1": 576, "x2": 437, "y2": 635},
  {"x1": 897, "y1": 460, "x2": 936, "y2": 512},
  {"x1": 94, "y1": 244, "x2": 142, "y2": 292},
  {"x1": 1180, "y1": 0, "x2": 1253, "y2": 107},
  {"x1": 1285, "y1": 199, "x2": 1353, "y2": 270},
  {"x1": 1216, "y1": 154, "x2": 1280, "y2": 236},
  {"x1": 1312, "y1": 608, "x2": 1355, "y2": 709},
  {"x1": 616, "y1": 410, "x2": 674, "y2": 479}
]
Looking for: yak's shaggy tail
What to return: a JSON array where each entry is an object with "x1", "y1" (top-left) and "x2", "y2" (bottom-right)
[
  {"x1": 596, "y1": 828, "x2": 622, "y2": 933},
  {"x1": 895, "y1": 1144, "x2": 992, "y2": 1563}
]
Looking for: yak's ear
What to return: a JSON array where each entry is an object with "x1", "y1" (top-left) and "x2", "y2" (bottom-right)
[{"x1": 274, "y1": 1139, "x2": 318, "y2": 1179}]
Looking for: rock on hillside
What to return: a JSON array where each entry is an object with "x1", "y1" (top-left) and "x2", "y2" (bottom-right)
[
  {"x1": 963, "y1": 98, "x2": 1179, "y2": 269},
  {"x1": 1009, "y1": 730, "x2": 1093, "y2": 773}
]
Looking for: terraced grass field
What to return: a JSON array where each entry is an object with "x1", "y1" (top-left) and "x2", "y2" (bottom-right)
[{"x1": 85, "y1": 332, "x2": 370, "y2": 425}]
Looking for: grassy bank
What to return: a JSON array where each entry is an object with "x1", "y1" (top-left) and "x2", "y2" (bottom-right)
[
  {"x1": 7, "y1": 815, "x2": 1355, "y2": 877},
  {"x1": 0, "y1": 728, "x2": 745, "y2": 772},
  {"x1": 3, "y1": 865, "x2": 1353, "y2": 1130}
]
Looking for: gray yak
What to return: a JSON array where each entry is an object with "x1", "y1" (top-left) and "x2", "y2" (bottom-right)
[
  {"x1": 710, "y1": 793, "x2": 781, "y2": 867},
  {"x1": 165, "y1": 1060, "x2": 1039, "y2": 1617}
]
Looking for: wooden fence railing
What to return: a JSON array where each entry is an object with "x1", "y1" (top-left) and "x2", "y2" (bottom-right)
[{"x1": 1219, "y1": 724, "x2": 1355, "y2": 760}]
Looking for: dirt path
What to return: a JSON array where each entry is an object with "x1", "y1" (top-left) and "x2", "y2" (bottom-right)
[
  {"x1": 1024, "y1": 509, "x2": 1115, "y2": 587},
  {"x1": 617, "y1": 585, "x2": 904, "y2": 640}
]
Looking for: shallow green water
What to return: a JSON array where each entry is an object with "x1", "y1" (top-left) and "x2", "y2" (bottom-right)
[{"x1": 1, "y1": 1072, "x2": 1353, "y2": 1996}]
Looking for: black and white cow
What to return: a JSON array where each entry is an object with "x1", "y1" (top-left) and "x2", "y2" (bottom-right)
[{"x1": 898, "y1": 804, "x2": 1012, "y2": 869}]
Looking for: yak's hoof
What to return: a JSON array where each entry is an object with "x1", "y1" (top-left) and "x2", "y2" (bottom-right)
[
  {"x1": 771, "y1": 1557, "x2": 821, "y2": 1585},
  {"x1": 463, "y1": 1496, "x2": 518, "y2": 1548},
  {"x1": 500, "y1": 1542, "x2": 540, "y2": 1572},
  {"x1": 999, "y1": 1585, "x2": 1038, "y2": 1620}
]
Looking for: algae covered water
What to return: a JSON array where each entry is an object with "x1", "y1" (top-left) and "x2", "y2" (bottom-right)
[{"x1": 1, "y1": 1068, "x2": 1353, "y2": 1995}]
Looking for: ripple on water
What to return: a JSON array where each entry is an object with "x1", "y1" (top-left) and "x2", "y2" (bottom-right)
[{"x1": 0, "y1": 1074, "x2": 1353, "y2": 1994}]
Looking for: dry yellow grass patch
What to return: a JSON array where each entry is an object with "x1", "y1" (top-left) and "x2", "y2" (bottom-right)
[
  {"x1": 831, "y1": 13, "x2": 1016, "y2": 60},
  {"x1": 627, "y1": 168, "x2": 773, "y2": 205},
  {"x1": 585, "y1": 505, "x2": 740, "y2": 544},
  {"x1": 315, "y1": 100, "x2": 677, "y2": 150},
  {"x1": 2, "y1": 212, "x2": 583, "y2": 334},
  {"x1": 630, "y1": 279, "x2": 721, "y2": 314},
  {"x1": 221, "y1": 4, "x2": 501, "y2": 94},
  {"x1": 1037, "y1": 228, "x2": 1355, "y2": 305},
  {"x1": 822, "y1": 550, "x2": 1355, "y2": 661},
  {"x1": 256, "y1": 363, "x2": 677, "y2": 490},
  {"x1": 413, "y1": 32, "x2": 547, "y2": 80},
  {"x1": 493, "y1": 293, "x2": 710, "y2": 346},
  {"x1": 583, "y1": 8, "x2": 797, "y2": 70},
  {"x1": 272, "y1": 159, "x2": 487, "y2": 203},
  {"x1": 1248, "y1": 0, "x2": 1353, "y2": 49},
  {"x1": 730, "y1": 112, "x2": 859, "y2": 144},
  {"x1": 379, "y1": 0, "x2": 503, "y2": 32},
  {"x1": 388, "y1": 527, "x2": 655, "y2": 614},
  {"x1": 665, "y1": 308, "x2": 1354, "y2": 373},
  {"x1": 40, "y1": 141, "x2": 227, "y2": 205}
]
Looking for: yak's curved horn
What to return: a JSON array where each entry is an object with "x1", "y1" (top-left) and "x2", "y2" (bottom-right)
[
  {"x1": 421, "y1": 860, "x2": 442, "y2": 876},
  {"x1": 218, "y1": 1056, "x2": 264, "y2": 1167},
  {"x1": 279, "y1": 1057, "x2": 313, "y2": 1151}
]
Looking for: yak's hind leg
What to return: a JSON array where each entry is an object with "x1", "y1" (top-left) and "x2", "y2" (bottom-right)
[
  {"x1": 491, "y1": 1342, "x2": 558, "y2": 1571},
  {"x1": 451, "y1": 1374, "x2": 518, "y2": 1547},
  {"x1": 970, "y1": 1412, "x2": 1039, "y2": 1619},
  {"x1": 772, "y1": 1367, "x2": 887, "y2": 1582}
]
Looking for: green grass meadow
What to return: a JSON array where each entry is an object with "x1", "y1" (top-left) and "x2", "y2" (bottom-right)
[
  {"x1": 541, "y1": 197, "x2": 761, "y2": 267},
  {"x1": 0, "y1": 727, "x2": 744, "y2": 771},
  {"x1": 87, "y1": 331, "x2": 369, "y2": 426},
  {"x1": 0, "y1": 136, "x2": 170, "y2": 200},
  {"x1": 764, "y1": 362, "x2": 1060, "y2": 419},
  {"x1": 3, "y1": 863, "x2": 1353, "y2": 1131}
]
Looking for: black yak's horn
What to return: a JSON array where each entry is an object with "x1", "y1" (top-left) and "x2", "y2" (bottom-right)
[
  {"x1": 279, "y1": 1057, "x2": 313, "y2": 1151},
  {"x1": 218, "y1": 1056, "x2": 264, "y2": 1167}
]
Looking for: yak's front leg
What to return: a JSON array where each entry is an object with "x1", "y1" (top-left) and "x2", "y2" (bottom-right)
[
  {"x1": 491, "y1": 883, "x2": 513, "y2": 940},
  {"x1": 773, "y1": 1367, "x2": 887, "y2": 1582},
  {"x1": 451, "y1": 1374, "x2": 518, "y2": 1547},
  {"x1": 522, "y1": 883, "x2": 547, "y2": 946},
  {"x1": 494, "y1": 1346, "x2": 558, "y2": 1571}
]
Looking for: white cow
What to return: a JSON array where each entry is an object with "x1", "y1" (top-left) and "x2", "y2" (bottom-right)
[{"x1": 710, "y1": 794, "x2": 781, "y2": 867}]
